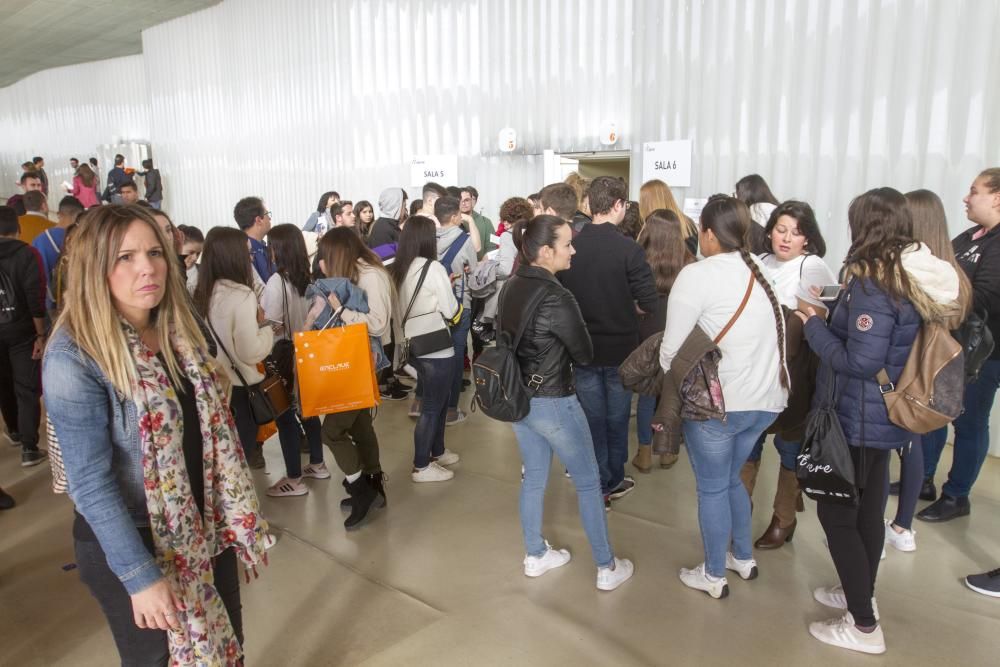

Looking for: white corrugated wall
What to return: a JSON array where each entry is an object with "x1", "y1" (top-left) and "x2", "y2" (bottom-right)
[{"x1": 0, "y1": 55, "x2": 149, "y2": 204}]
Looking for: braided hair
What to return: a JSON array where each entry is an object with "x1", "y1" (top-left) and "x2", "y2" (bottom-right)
[{"x1": 702, "y1": 195, "x2": 789, "y2": 389}]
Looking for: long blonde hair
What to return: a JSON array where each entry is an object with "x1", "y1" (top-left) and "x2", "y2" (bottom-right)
[
  {"x1": 905, "y1": 189, "x2": 972, "y2": 321},
  {"x1": 639, "y1": 179, "x2": 697, "y2": 241},
  {"x1": 52, "y1": 205, "x2": 206, "y2": 397}
]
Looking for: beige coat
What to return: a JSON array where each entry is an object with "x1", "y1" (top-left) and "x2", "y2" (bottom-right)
[{"x1": 208, "y1": 279, "x2": 273, "y2": 386}]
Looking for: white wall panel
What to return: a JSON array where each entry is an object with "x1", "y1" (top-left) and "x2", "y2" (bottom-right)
[
  {"x1": 0, "y1": 56, "x2": 149, "y2": 206},
  {"x1": 631, "y1": 0, "x2": 1000, "y2": 265}
]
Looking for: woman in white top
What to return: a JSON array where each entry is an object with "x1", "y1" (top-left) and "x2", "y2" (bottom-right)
[
  {"x1": 259, "y1": 224, "x2": 329, "y2": 498},
  {"x1": 744, "y1": 201, "x2": 836, "y2": 549},
  {"x1": 313, "y1": 227, "x2": 392, "y2": 528},
  {"x1": 193, "y1": 227, "x2": 273, "y2": 469},
  {"x1": 391, "y1": 216, "x2": 461, "y2": 483},
  {"x1": 659, "y1": 195, "x2": 788, "y2": 599}
]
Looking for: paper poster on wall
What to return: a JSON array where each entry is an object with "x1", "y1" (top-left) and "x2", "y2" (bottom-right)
[
  {"x1": 683, "y1": 197, "x2": 708, "y2": 223},
  {"x1": 642, "y1": 140, "x2": 692, "y2": 187},
  {"x1": 410, "y1": 155, "x2": 458, "y2": 187}
]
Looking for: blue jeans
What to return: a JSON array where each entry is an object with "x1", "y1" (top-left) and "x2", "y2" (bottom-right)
[
  {"x1": 636, "y1": 393, "x2": 656, "y2": 446},
  {"x1": 575, "y1": 365, "x2": 633, "y2": 495},
  {"x1": 922, "y1": 358, "x2": 1000, "y2": 497},
  {"x1": 448, "y1": 309, "x2": 471, "y2": 409},
  {"x1": 513, "y1": 396, "x2": 614, "y2": 568},
  {"x1": 683, "y1": 411, "x2": 777, "y2": 577},
  {"x1": 275, "y1": 411, "x2": 323, "y2": 479},
  {"x1": 412, "y1": 356, "x2": 452, "y2": 468},
  {"x1": 747, "y1": 433, "x2": 800, "y2": 470}
]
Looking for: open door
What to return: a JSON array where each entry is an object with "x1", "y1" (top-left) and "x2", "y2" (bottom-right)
[{"x1": 542, "y1": 149, "x2": 630, "y2": 190}]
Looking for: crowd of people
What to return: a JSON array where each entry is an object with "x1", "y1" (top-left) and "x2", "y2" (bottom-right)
[{"x1": 0, "y1": 156, "x2": 998, "y2": 663}]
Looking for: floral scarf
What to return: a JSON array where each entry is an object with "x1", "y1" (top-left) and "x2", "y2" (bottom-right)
[{"x1": 125, "y1": 322, "x2": 269, "y2": 666}]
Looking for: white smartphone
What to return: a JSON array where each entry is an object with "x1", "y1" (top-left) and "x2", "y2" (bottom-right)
[{"x1": 818, "y1": 285, "x2": 843, "y2": 301}]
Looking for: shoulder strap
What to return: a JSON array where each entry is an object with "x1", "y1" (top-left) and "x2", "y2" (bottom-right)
[
  {"x1": 205, "y1": 318, "x2": 252, "y2": 389},
  {"x1": 401, "y1": 260, "x2": 433, "y2": 324},
  {"x1": 43, "y1": 229, "x2": 60, "y2": 254},
  {"x1": 714, "y1": 272, "x2": 756, "y2": 345},
  {"x1": 440, "y1": 232, "x2": 470, "y2": 270},
  {"x1": 498, "y1": 280, "x2": 564, "y2": 393}
]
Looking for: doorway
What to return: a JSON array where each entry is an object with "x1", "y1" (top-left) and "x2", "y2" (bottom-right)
[{"x1": 542, "y1": 149, "x2": 631, "y2": 188}]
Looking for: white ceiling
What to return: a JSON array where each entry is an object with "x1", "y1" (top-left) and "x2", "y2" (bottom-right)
[{"x1": 0, "y1": 0, "x2": 219, "y2": 88}]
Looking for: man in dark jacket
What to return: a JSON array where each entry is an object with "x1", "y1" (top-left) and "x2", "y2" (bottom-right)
[
  {"x1": 139, "y1": 159, "x2": 163, "y2": 209},
  {"x1": 105, "y1": 154, "x2": 130, "y2": 204},
  {"x1": 559, "y1": 176, "x2": 658, "y2": 505},
  {"x1": 367, "y1": 187, "x2": 407, "y2": 249},
  {"x1": 32, "y1": 157, "x2": 48, "y2": 195},
  {"x1": 0, "y1": 206, "x2": 47, "y2": 467}
]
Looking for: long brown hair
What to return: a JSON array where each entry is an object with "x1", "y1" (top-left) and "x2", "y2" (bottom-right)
[
  {"x1": 844, "y1": 188, "x2": 916, "y2": 303},
  {"x1": 77, "y1": 163, "x2": 96, "y2": 188},
  {"x1": 701, "y1": 195, "x2": 788, "y2": 389},
  {"x1": 905, "y1": 189, "x2": 972, "y2": 319},
  {"x1": 638, "y1": 209, "x2": 695, "y2": 293},
  {"x1": 268, "y1": 223, "x2": 311, "y2": 296},
  {"x1": 193, "y1": 227, "x2": 254, "y2": 317},
  {"x1": 319, "y1": 226, "x2": 384, "y2": 284},
  {"x1": 639, "y1": 179, "x2": 697, "y2": 242},
  {"x1": 52, "y1": 205, "x2": 204, "y2": 395}
]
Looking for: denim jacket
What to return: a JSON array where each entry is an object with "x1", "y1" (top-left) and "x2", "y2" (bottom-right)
[{"x1": 42, "y1": 328, "x2": 162, "y2": 594}]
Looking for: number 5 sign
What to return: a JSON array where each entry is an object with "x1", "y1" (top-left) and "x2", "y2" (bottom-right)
[{"x1": 642, "y1": 140, "x2": 692, "y2": 187}]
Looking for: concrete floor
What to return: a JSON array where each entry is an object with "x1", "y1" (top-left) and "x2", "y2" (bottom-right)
[{"x1": 2, "y1": 396, "x2": 999, "y2": 666}]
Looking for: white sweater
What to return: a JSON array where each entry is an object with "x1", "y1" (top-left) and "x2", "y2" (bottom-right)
[
  {"x1": 758, "y1": 253, "x2": 838, "y2": 309},
  {"x1": 659, "y1": 252, "x2": 788, "y2": 413},
  {"x1": 394, "y1": 257, "x2": 459, "y2": 359},
  {"x1": 261, "y1": 273, "x2": 309, "y2": 340},
  {"x1": 209, "y1": 279, "x2": 273, "y2": 385},
  {"x1": 339, "y1": 261, "x2": 393, "y2": 343}
]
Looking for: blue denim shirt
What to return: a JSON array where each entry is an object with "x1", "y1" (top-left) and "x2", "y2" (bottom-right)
[{"x1": 43, "y1": 328, "x2": 162, "y2": 595}]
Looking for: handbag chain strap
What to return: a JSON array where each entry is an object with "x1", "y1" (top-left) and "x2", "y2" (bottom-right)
[{"x1": 714, "y1": 272, "x2": 756, "y2": 345}]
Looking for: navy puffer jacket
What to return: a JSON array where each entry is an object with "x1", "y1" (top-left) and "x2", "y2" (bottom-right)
[{"x1": 804, "y1": 278, "x2": 921, "y2": 450}]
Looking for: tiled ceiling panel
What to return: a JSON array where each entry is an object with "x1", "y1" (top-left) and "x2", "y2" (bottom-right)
[{"x1": 0, "y1": 0, "x2": 219, "y2": 87}]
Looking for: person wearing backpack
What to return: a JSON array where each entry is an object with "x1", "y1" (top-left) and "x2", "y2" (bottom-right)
[
  {"x1": 434, "y1": 196, "x2": 478, "y2": 425},
  {"x1": 499, "y1": 214, "x2": 634, "y2": 591},
  {"x1": 919, "y1": 168, "x2": 1000, "y2": 524},
  {"x1": 797, "y1": 188, "x2": 961, "y2": 655},
  {"x1": 0, "y1": 206, "x2": 48, "y2": 467}
]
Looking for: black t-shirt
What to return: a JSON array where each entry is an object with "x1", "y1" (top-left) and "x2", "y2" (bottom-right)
[{"x1": 74, "y1": 355, "x2": 205, "y2": 541}]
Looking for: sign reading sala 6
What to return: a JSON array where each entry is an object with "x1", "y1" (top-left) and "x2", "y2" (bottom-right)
[
  {"x1": 641, "y1": 140, "x2": 692, "y2": 187},
  {"x1": 410, "y1": 155, "x2": 458, "y2": 187}
]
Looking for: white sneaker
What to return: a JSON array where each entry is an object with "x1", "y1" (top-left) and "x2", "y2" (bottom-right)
[
  {"x1": 813, "y1": 584, "x2": 880, "y2": 621},
  {"x1": 881, "y1": 547, "x2": 887, "y2": 560},
  {"x1": 596, "y1": 557, "x2": 634, "y2": 591},
  {"x1": 402, "y1": 363, "x2": 419, "y2": 380},
  {"x1": 266, "y1": 477, "x2": 308, "y2": 497},
  {"x1": 262, "y1": 533, "x2": 278, "y2": 550},
  {"x1": 809, "y1": 611, "x2": 886, "y2": 655},
  {"x1": 725, "y1": 553, "x2": 759, "y2": 580},
  {"x1": 679, "y1": 563, "x2": 729, "y2": 599},
  {"x1": 885, "y1": 520, "x2": 915, "y2": 552},
  {"x1": 301, "y1": 462, "x2": 332, "y2": 480},
  {"x1": 434, "y1": 448, "x2": 460, "y2": 466},
  {"x1": 523, "y1": 542, "x2": 571, "y2": 577},
  {"x1": 411, "y1": 461, "x2": 454, "y2": 483}
]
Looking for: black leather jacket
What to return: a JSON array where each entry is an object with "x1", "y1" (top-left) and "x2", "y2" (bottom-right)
[{"x1": 500, "y1": 265, "x2": 593, "y2": 397}]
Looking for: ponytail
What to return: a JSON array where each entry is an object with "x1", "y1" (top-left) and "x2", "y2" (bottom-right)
[
  {"x1": 738, "y1": 248, "x2": 790, "y2": 390},
  {"x1": 512, "y1": 214, "x2": 567, "y2": 265}
]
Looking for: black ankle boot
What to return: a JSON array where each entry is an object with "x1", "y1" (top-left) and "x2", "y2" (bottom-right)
[
  {"x1": 366, "y1": 471, "x2": 387, "y2": 508},
  {"x1": 916, "y1": 493, "x2": 970, "y2": 522},
  {"x1": 344, "y1": 476, "x2": 379, "y2": 530},
  {"x1": 919, "y1": 477, "x2": 937, "y2": 502},
  {"x1": 339, "y1": 478, "x2": 352, "y2": 511}
]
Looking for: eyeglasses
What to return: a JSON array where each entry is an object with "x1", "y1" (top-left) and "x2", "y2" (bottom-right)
[{"x1": 264, "y1": 211, "x2": 272, "y2": 218}]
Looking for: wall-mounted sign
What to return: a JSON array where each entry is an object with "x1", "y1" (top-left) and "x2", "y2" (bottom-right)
[
  {"x1": 599, "y1": 121, "x2": 619, "y2": 146},
  {"x1": 498, "y1": 127, "x2": 517, "y2": 152},
  {"x1": 642, "y1": 139, "x2": 692, "y2": 187},
  {"x1": 409, "y1": 154, "x2": 458, "y2": 187}
]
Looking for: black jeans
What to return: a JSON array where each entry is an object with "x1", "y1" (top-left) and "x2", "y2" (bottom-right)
[
  {"x1": 0, "y1": 334, "x2": 41, "y2": 449},
  {"x1": 229, "y1": 385, "x2": 261, "y2": 461},
  {"x1": 412, "y1": 356, "x2": 451, "y2": 468},
  {"x1": 74, "y1": 521, "x2": 243, "y2": 667},
  {"x1": 817, "y1": 446, "x2": 890, "y2": 627}
]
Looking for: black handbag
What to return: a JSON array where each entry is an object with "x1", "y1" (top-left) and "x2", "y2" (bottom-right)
[
  {"x1": 953, "y1": 308, "x2": 994, "y2": 384},
  {"x1": 208, "y1": 319, "x2": 291, "y2": 426},
  {"x1": 796, "y1": 369, "x2": 859, "y2": 506}
]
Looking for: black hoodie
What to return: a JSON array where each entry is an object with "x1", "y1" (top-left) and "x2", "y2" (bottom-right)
[{"x1": 0, "y1": 237, "x2": 46, "y2": 340}]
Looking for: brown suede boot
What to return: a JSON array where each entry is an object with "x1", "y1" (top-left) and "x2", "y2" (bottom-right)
[
  {"x1": 740, "y1": 460, "x2": 761, "y2": 497},
  {"x1": 632, "y1": 446, "x2": 653, "y2": 473},
  {"x1": 754, "y1": 467, "x2": 799, "y2": 549},
  {"x1": 659, "y1": 453, "x2": 679, "y2": 469}
]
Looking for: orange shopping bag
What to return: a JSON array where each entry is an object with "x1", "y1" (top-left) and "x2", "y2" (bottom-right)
[{"x1": 295, "y1": 322, "x2": 380, "y2": 417}]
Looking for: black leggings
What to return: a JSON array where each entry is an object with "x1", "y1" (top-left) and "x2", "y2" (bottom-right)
[
  {"x1": 74, "y1": 519, "x2": 243, "y2": 667},
  {"x1": 817, "y1": 446, "x2": 889, "y2": 627}
]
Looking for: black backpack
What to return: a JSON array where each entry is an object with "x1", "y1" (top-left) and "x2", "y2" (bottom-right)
[
  {"x1": 0, "y1": 267, "x2": 23, "y2": 325},
  {"x1": 471, "y1": 284, "x2": 553, "y2": 422},
  {"x1": 952, "y1": 308, "x2": 994, "y2": 384}
]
